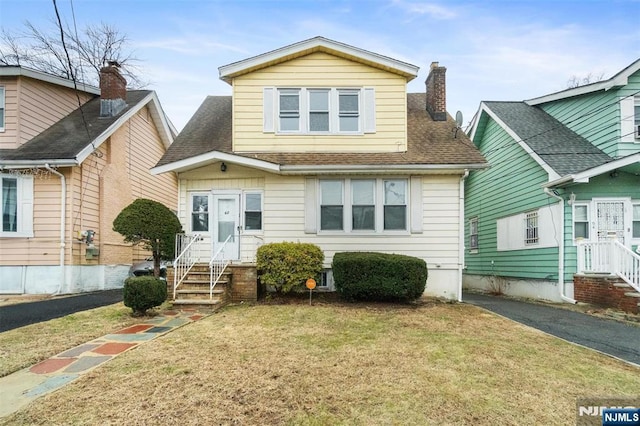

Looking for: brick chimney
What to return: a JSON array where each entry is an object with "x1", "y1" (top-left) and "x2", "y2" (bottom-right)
[
  {"x1": 425, "y1": 61, "x2": 447, "y2": 121},
  {"x1": 99, "y1": 61, "x2": 127, "y2": 117}
]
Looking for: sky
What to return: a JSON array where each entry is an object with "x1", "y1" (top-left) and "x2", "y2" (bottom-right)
[{"x1": 1, "y1": 0, "x2": 639, "y2": 131}]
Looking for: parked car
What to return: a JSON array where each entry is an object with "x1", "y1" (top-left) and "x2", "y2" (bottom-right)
[{"x1": 129, "y1": 257, "x2": 169, "y2": 279}]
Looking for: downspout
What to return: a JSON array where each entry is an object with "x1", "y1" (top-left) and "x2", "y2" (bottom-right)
[
  {"x1": 458, "y1": 169, "x2": 469, "y2": 302},
  {"x1": 543, "y1": 188, "x2": 576, "y2": 304},
  {"x1": 45, "y1": 164, "x2": 66, "y2": 295}
]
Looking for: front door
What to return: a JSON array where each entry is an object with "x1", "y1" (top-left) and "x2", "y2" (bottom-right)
[
  {"x1": 212, "y1": 192, "x2": 240, "y2": 261},
  {"x1": 594, "y1": 199, "x2": 631, "y2": 246}
]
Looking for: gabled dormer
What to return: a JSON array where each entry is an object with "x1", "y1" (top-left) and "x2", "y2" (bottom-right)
[{"x1": 218, "y1": 36, "x2": 419, "y2": 153}]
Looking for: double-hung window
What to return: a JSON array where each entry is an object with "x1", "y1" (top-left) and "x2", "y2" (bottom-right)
[
  {"x1": 351, "y1": 180, "x2": 375, "y2": 230},
  {"x1": 338, "y1": 90, "x2": 359, "y2": 132},
  {"x1": 573, "y1": 204, "x2": 589, "y2": 240},
  {"x1": 320, "y1": 180, "x2": 344, "y2": 231},
  {"x1": 190, "y1": 194, "x2": 210, "y2": 232},
  {"x1": 244, "y1": 192, "x2": 263, "y2": 231},
  {"x1": 271, "y1": 87, "x2": 371, "y2": 134},
  {"x1": 0, "y1": 86, "x2": 5, "y2": 131},
  {"x1": 318, "y1": 178, "x2": 408, "y2": 233},
  {"x1": 309, "y1": 89, "x2": 330, "y2": 132},
  {"x1": 633, "y1": 203, "x2": 640, "y2": 239},
  {"x1": 383, "y1": 180, "x2": 407, "y2": 230},
  {"x1": 1, "y1": 174, "x2": 33, "y2": 237},
  {"x1": 279, "y1": 89, "x2": 300, "y2": 132}
]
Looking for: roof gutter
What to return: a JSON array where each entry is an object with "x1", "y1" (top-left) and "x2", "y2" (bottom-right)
[
  {"x1": 45, "y1": 164, "x2": 67, "y2": 295},
  {"x1": 543, "y1": 187, "x2": 576, "y2": 304},
  {"x1": 1, "y1": 159, "x2": 78, "y2": 169},
  {"x1": 279, "y1": 163, "x2": 488, "y2": 175}
]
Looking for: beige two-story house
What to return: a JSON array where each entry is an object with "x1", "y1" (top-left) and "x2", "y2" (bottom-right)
[
  {"x1": 152, "y1": 37, "x2": 486, "y2": 302},
  {"x1": 0, "y1": 64, "x2": 177, "y2": 294}
]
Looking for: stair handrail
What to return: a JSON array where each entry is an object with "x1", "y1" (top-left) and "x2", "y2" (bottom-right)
[
  {"x1": 173, "y1": 233, "x2": 202, "y2": 299},
  {"x1": 209, "y1": 234, "x2": 233, "y2": 299},
  {"x1": 611, "y1": 240, "x2": 640, "y2": 293}
]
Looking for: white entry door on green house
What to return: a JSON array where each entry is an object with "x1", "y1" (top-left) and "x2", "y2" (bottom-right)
[
  {"x1": 212, "y1": 192, "x2": 240, "y2": 261},
  {"x1": 594, "y1": 199, "x2": 631, "y2": 245}
]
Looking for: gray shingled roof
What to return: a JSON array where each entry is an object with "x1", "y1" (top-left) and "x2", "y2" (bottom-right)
[
  {"x1": 0, "y1": 90, "x2": 151, "y2": 162},
  {"x1": 156, "y1": 93, "x2": 487, "y2": 168},
  {"x1": 483, "y1": 101, "x2": 612, "y2": 175}
]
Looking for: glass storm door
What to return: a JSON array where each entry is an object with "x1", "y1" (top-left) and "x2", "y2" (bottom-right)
[
  {"x1": 594, "y1": 200, "x2": 630, "y2": 245},
  {"x1": 212, "y1": 193, "x2": 240, "y2": 261}
]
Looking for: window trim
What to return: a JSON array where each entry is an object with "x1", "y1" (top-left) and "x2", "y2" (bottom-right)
[
  {"x1": 635, "y1": 95, "x2": 640, "y2": 141},
  {"x1": 524, "y1": 211, "x2": 539, "y2": 245},
  {"x1": 572, "y1": 203, "x2": 590, "y2": 242},
  {"x1": 318, "y1": 177, "x2": 409, "y2": 234},
  {"x1": 1, "y1": 174, "x2": 33, "y2": 238},
  {"x1": 469, "y1": 217, "x2": 479, "y2": 251},
  {"x1": 189, "y1": 192, "x2": 211, "y2": 234},
  {"x1": 632, "y1": 201, "x2": 640, "y2": 240},
  {"x1": 275, "y1": 87, "x2": 366, "y2": 135},
  {"x1": 242, "y1": 190, "x2": 264, "y2": 234}
]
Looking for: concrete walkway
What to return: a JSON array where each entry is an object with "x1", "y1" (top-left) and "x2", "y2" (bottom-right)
[
  {"x1": 463, "y1": 292, "x2": 640, "y2": 366},
  {"x1": 0, "y1": 310, "x2": 206, "y2": 419}
]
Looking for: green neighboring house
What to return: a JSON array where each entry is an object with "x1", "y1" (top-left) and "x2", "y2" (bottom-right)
[{"x1": 464, "y1": 58, "x2": 640, "y2": 303}]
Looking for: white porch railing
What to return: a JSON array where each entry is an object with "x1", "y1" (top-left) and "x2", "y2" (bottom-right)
[
  {"x1": 209, "y1": 235, "x2": 233, "y2": 299},
  {"x1": 577, "y1": 238, "x2": 640, "y2": 293},
  {"x1": 207, "y1": 234, "x2": 264, "y2": 298},
  {"x1": 173, "y1": 233, "x2": 202, "y2": 299}
]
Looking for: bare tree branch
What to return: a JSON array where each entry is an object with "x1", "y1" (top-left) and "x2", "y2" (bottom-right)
[
  {"x1": 0, "y1": 19, "x2": 146, "y2": 88},
  {"x1": 566, "y1": 72, "x2": 606, "y2": 89}
]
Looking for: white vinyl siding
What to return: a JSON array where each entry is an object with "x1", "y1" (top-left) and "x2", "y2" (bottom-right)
[
  {"x1": 497, "y1": 204, "x2": 561, "y2": 251},
  {"x1": 1, "y1": 174, "x2": 33, "y2": 238},
  {"x1": 269, "y1": 87, "x2": 373, "y2": 135}
]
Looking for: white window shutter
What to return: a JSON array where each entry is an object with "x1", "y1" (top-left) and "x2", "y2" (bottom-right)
[
  {"x1": 363, "y1": 88, "x2": 376, "y2": 133},
  {"x1": 21, "y1": 175, "x2": 34, "y2": 236},
  {"x1": 263, "y1": 88, "x2": 275, "y2": 133},
  {"x1": 304, "y1": 178, "x2": 317, "y2": 234},
  {"x1": 410, "y1": 176, "x2": 423, "y2": 234},
  {"x1": 620, "y1": 96, "x2": 635, "y2": 143}
]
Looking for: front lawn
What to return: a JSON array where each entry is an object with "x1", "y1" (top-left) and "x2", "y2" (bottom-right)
[{"x1": 2, "y1": 300, "x2": 639, "y2": 425}]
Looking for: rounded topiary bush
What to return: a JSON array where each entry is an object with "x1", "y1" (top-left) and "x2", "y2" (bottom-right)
[
  {"x1": 123, "y1": 276, "x2": 167, "y2": 316},
  {"x1": 256, "y1": 242, "x2": 324, "y2": 294},
  {"x1": 332, "y1": 252, "x2": 427, "y2": 302}
]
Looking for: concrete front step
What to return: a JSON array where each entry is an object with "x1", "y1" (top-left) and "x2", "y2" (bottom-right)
[{"x1": 173, "y1": 299, "x2": 221, "y2": 307}]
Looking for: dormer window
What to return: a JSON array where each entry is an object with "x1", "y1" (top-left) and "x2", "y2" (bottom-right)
[{"x1": 265, "y1": 87, "x2": 375, "y2": 135}]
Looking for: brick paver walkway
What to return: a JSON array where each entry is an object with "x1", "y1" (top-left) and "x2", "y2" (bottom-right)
[{"x1": 0, "y1": 310, "x2": 206, "y2": 419}]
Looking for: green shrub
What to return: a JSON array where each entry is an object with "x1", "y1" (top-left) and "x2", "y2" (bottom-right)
[
  {"x1": 332, "y1": 252, "x2": 427, "y2": 302},
  {"x1": 123, "y1": 276, "x2": 167, "y2": 316},
  {"x1": 256, "y1": 242, "x2": 324, "y2": 293}
]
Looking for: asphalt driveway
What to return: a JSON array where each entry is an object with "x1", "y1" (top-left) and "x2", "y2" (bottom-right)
[
  {"x1": 463, "y1": 292, "x2": 640, "y2": 366},
  {"x1": 0, "y1": 289, "x2": 123, "y2": 332}
]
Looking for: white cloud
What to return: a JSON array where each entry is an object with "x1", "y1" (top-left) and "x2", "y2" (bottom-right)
[{"x1": 390, "y1": 0, "x2": 457, "y2": 19}]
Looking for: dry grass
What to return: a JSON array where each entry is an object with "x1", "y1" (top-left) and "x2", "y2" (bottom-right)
[
  {"x1": 0, "y1": 303, "x2": 146, "y2": 377},
  {"x1": 3, "y1": 300, "x2": 640, "y2": 425}
]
